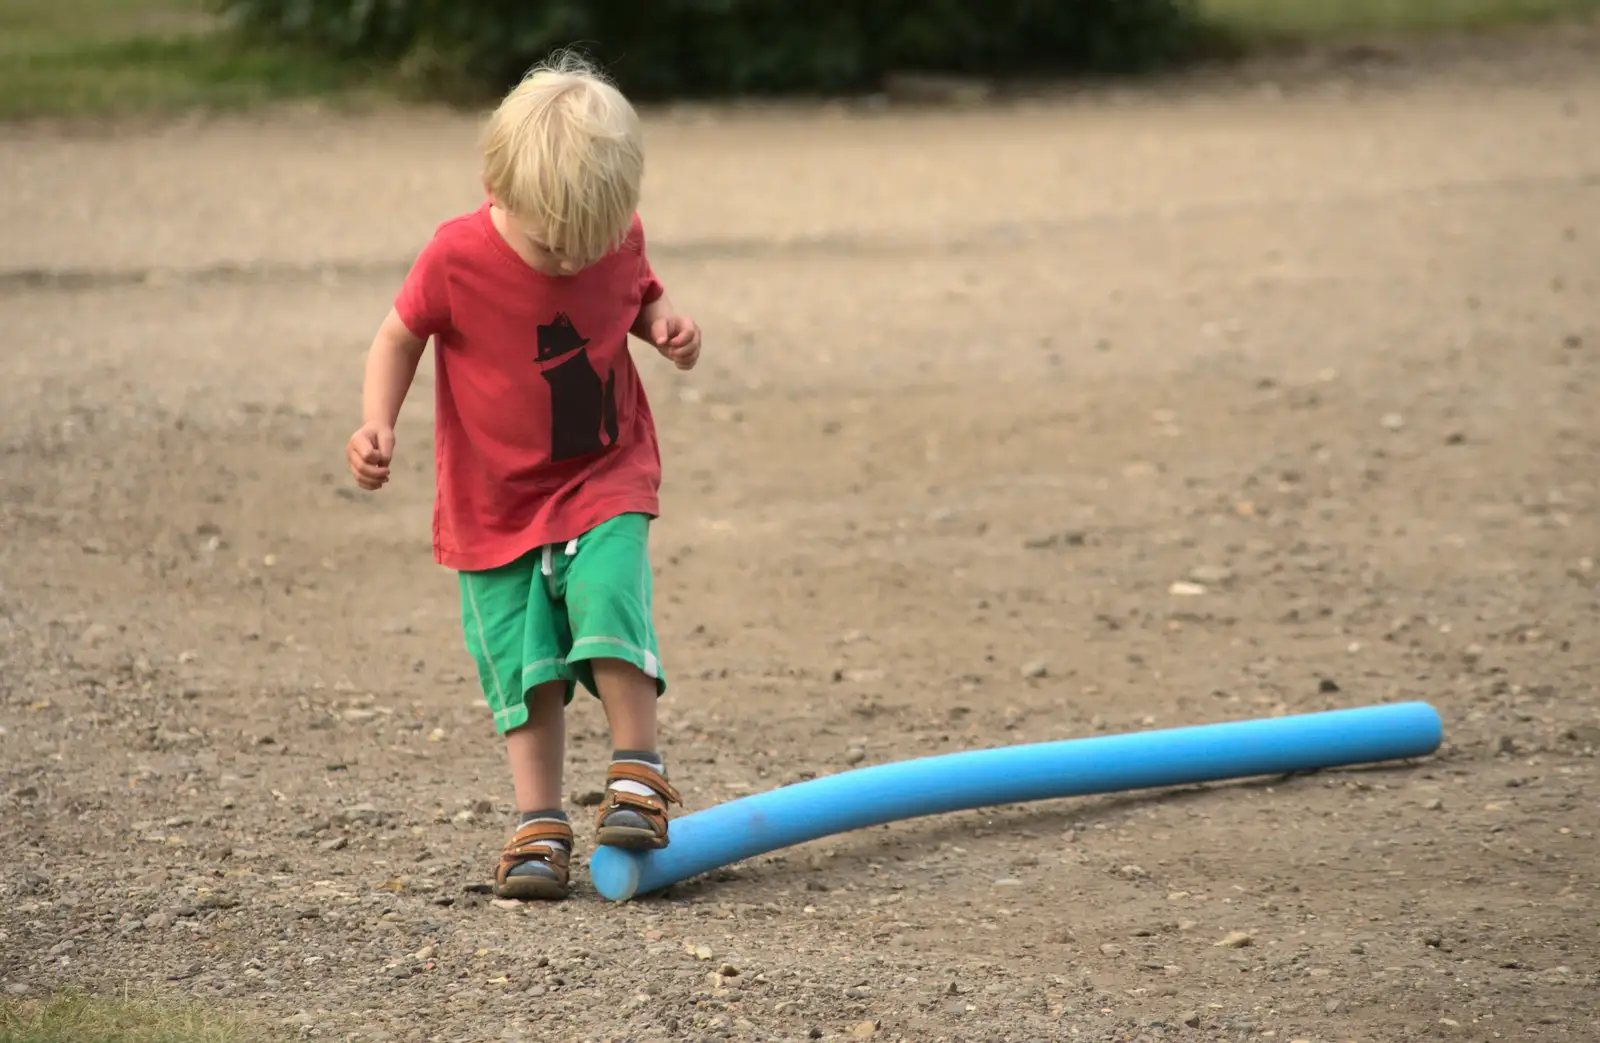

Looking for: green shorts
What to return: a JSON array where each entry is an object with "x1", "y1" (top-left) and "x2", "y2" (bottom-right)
[{"x1": 458, "y1": 512, "x2": 665, "y2": 734}]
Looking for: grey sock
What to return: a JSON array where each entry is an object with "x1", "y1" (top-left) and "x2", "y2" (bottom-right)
[
  {"x1": 517, "y1": 808, "x2": 570, "y2": 851},
  {"x1": 519, "y1": 807, "x2": 569, "y2": 827},
  {"x1": 608, "y1": 750, "x2": 666, "y2": 804},
  {"x1": 612, "y1": 749, "x2": 664, "y2": 772}
]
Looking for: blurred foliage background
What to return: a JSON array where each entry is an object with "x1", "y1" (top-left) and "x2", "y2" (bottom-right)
[
  {"x1": 1, "y1": 0, "x2": 1597, "y2": 119},
  {"x1": 212, "y1": 0, "x2": 1202, "y2": 100}
]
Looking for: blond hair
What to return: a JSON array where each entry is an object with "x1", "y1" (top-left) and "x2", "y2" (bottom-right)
[{"x1": 482, "y1": 51, "x2": 643, "y2": 269}]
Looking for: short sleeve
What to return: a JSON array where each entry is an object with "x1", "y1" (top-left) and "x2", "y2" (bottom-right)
[
  {"x1": 628, "y1": 215, "x2": 665, "y2": 305},
  {"x1": 394, "y1": 236, "x2": 451, "y2": 339},
  {"x1": 638, "y1": 252, "x2": 665, "y2": 306}
]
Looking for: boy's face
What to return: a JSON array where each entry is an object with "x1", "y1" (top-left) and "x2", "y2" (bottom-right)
[{"x1": 490, "y1": 197, "x2": 581, "y2": 276}]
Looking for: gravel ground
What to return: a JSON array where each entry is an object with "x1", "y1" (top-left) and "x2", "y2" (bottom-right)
[{"x1": 3, "y1": 25, "x2": 1599, "y2": 1043}]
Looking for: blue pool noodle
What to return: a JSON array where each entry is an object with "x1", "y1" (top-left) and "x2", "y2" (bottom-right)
[{"x1": 588, "y1": 701, "x2": 1443, "y2": 901}]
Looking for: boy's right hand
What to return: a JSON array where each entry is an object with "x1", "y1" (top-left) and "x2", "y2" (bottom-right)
[{"x1": 347, "y1": 423, "x2": 396, "y2": 490}]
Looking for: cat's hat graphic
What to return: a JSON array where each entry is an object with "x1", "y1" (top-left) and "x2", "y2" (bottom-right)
[{"x1": 535, "y1": 313, "x2": 590, "y2": 362}]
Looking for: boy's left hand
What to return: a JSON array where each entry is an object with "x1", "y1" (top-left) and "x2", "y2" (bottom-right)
[{"x1": 650, "y1": 315, "x2": 701, "y2": 371}]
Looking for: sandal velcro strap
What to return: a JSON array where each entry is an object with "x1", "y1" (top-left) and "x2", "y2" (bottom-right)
[
  {"x1": 499, "y1": 821, "x2": 572, "y2": 867},
  {"x1": 604, "y1": 789, "x2": 670, "y2": 817},
  {"x1": 497, "y1": 822, "x2": 572, "y2": 888},
  {"x1": 605, "y1": 762, "x2": 682, "y2": 805}
]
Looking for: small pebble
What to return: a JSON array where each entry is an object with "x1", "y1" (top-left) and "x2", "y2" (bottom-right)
[
  {"x1": 1021, "y1": 660, "x2": 1049, "y2": 679},
  {"x1": 1214, "y1": 931, "x2": 1254, "y2": 949},
  {"x1": 338, "y1": 803, "x2": 385, "y2": 825}
]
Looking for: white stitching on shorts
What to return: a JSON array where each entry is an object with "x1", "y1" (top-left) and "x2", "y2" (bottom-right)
[
  {"x1": 571, "y1": 636, "x2": 660, "y2": 679},
  {"x1": 463, "y1": 574, "x2": 507, "y2": 706}
]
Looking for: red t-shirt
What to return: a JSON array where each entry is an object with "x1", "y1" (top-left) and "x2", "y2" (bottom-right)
[{"x1": 393, "y1": 202, "x2": 665, "y2": 571}]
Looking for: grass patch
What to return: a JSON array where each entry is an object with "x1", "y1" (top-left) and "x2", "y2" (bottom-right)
[
  {"x1": 1200, "y1": 0, "x2": 1600, "y2": 41},
  {"x1": 0, "y1": 0, "x2": 387, "y2": 122},
  {"x1": 0, "y1": 990, "x2": 275, "y2": 1043}
]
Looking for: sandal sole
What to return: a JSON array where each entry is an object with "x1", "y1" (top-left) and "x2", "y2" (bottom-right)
[
  {"x1": 495, "y1": 876, "x2": 569, "y2": 901},
  {"x1": 596, "y1": 825, "x2": 668, "y2": 850}
]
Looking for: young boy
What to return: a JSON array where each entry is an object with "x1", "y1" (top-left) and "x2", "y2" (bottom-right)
[{"x1": 344, "y1": 52, "x2": 701, "y2": 901}]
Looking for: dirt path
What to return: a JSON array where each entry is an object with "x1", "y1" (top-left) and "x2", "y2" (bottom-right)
[{"x1": 3, "y1": 30, "x2": 1599, "y2": 1043}]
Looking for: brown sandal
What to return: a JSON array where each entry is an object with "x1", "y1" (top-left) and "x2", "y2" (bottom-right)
[
  {"x1": 595, "y1": 762, "x2": 682, "y2": 850},
  {"x1": 495, "y1": 819, "x2": 573, "y2": 901}
]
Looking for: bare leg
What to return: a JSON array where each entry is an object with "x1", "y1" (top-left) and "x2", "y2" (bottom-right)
[
  {"x1": 592, "y1": 658, "x2": 658, "y2": 752},
  {"x1": 496, "y1": 682, "x2": 572, "y2": 900},
  {"x1": 504, "y1": 681, "x2": 568, "y2": 811},
  {"x1": 590, "y1": 658, "x2": 676, "y2": 849}
]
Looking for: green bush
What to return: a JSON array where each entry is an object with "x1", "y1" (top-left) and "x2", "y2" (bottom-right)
[{"x1": 215, "y1": 0, "x2": 1203, "y2": 101}]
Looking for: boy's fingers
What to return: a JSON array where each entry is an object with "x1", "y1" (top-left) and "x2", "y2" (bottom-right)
[
  {"x1": 348, "y1": 447, "x2": 388, "y2": 478},
  {"x1": 350, "y1": 428, "x2": 393, "y2": 465}
]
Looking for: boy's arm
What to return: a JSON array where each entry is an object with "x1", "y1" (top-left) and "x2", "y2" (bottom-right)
[
  {"x1": 631, "y1": 293, "x2": 701, "y2": 371},
  {"x1": 364, "y1": 308, "x2": 428, "y2": 430},
  {"x1": 348, "y1": 309, "x2": 427, "y2": 491},
  {"x1": 629, "y1": 292, "x2": 678, "y2": 342}
]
